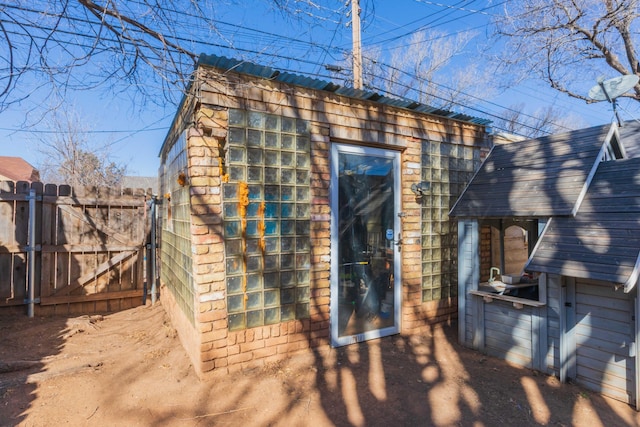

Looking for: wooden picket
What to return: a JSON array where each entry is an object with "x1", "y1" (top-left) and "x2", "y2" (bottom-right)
[{"x1": 0, "y1": 180, "x2": 153, "y2": 315}]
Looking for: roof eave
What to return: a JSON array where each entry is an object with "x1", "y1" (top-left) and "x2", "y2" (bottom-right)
[
  {"x1": 624, "y1": 252, "x2": 640, "y2": 293},
  {"x1": 449, "y1": 144, "x2": 498, "y2": 218},
  {"x1": 523, "y1": 217, "x2": 553, "y2": 273},
  {"x1": 569, "y1": 125, "x2": 616, "y2": 217}
]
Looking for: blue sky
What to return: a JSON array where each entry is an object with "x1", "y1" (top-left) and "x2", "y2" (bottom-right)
[{"x1": 0, "y1": 0, "x2": 636, "y2": 178}]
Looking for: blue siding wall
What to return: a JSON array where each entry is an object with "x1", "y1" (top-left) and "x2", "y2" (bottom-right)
[
  {"x1": 484, "y1": 301, "x2": 534, "y2": 367},
  {"x1": 546, "y1": 274, "x2": 562, "y2": 375},
  {"x1": 458, "y1": 220, "x2": 479, "y2": 347},
  {"x1": 574, "y1": 278, "x2": 635, "y2": 404}
]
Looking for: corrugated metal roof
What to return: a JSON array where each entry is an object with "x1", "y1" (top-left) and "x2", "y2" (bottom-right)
[
  {"x1": 198, "y1": 54, "x2": 492, "y2": 126},
  {"x1": 200, "y1": 55, "x2": 276, "y2": 79}
]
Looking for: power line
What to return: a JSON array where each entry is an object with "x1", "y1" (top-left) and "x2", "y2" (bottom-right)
[
  {"x1": 364, "y1": 0, "x2": 508, "y2": 47},
  {"x1": 363, "y1": 54, "x2": 575, "y2": 133},
  {"x1": 0, "y1": 125, "x2": 167, "y2": 134},
  {"x1": 364, "y1": 77, "x2": 551, "y2": 137},
  {"x1": 0, "y1": 1, "x2": 598, "y2": 136},
  {"x1": 360, "y1": 0, "x2": 466, "y2": 43},
  {"x1": 0, "y1": 2, "x2": 346, "y2": 65}
]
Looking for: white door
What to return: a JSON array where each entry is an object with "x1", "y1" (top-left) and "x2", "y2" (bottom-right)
[{"x1": 330, "y1": 143, "x2": 401, "y2": 347}]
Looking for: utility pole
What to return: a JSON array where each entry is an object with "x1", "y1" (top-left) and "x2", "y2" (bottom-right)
[{"x1": 351, "y1": 0, "x2": 363, "y2": 90}]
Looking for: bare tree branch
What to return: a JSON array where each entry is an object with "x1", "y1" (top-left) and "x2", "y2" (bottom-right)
[
  {"x1": 0, "y1": 0, "x2": 351, "y2": 116},
  {"x1": 494, "y1": 0, "x2": 640, "y2": 103},
  {"x1": 35, "y1": 104, "x2": 127, "y2": 187},
  {"x1": 492, "y1": 103, "x2": 584, "y2": 138},
  {"x1": 362, "y1": 29, "x2": 487, "y2": 110}
]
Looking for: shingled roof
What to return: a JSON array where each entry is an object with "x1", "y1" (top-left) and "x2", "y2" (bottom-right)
[
  {"x1": 449, "y1": 123, "x2": 618, "y2": 218},
  {"x1": 525, "y1": 157, "x2": 640, "y2": 291},
  {"x1": 450, "y1": 121, "x2": 640, "y2": 291},
  {"x1": 0, "y1": 156, "x2": 40, "y2": 183}
]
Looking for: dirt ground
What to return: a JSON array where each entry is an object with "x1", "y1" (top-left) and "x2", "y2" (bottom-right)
[{"x1": 1, "y1": 303, "x2": 639, "y2": 427}]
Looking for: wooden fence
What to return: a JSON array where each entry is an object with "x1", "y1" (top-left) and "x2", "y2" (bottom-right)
[{"x1": 0, "y1": 180, "x2": 155, "y2": 315}]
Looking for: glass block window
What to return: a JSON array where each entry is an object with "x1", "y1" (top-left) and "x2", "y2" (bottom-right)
[
  {"x1": 159, "y1": 131, "x2": 195, "y2": 323},
  {"x1": 421, "y1": 142, "x2": 480, "y2": 302},
  {"x1": 223, "y1": 110, "x2": 311, "y2": 331}
]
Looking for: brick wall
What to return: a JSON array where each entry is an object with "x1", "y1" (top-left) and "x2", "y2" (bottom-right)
[
  {"x1": 159, "y1": 65, "x2": 487, "y2": 377},
  {"x1": 308, "y1": 128, "x2": 332, "y2": 348},
  {"x1": 480, "y1": 224, "x2": 492, "y2": 283}
]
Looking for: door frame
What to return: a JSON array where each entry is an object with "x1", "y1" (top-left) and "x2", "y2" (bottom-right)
[{"x1": 329, "y1": 142, "x2": 402, "y2": 347}]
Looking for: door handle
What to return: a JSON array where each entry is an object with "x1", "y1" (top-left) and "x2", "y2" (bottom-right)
[{"x1": 395, "y1": 233, "x2": 402, "y2": 251}]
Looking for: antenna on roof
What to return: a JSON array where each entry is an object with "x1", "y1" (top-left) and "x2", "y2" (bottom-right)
[{"x1": 588, "y1": 74, "x2": 639, "y2": 126}]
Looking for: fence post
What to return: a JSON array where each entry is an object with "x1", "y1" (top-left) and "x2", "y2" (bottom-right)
[
  {"x1": 27, "y1": 188, "x2": 36, "y2": 317},
  {"x1": 151, "y1": 195, "x2": 158, "y2": 304}
]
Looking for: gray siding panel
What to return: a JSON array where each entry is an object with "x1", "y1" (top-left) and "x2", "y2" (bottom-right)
[
  {"x1": 483, "y1": 301, "x2": 534, "y2": 368},
  {"x1": 458, "y1": 220, "x2": 479, "y2": 347},
  {"x1": 574, "y1": 278, "x2": 634, "y2": 404},
  {"x1": 546, "y1": 274, "x2": 562, "y2": 374}
]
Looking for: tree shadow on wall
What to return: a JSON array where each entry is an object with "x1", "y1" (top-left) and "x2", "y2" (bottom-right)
[{"x1": 291, "y1": 120, "x2": 636, "y2": 426}]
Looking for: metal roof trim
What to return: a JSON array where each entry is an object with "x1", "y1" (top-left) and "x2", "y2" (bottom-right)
[
  {"x1": 197, "y1": 53, "x2": 490, "y2": 126},
  {"x1": 334, "y1": 87, "x2": 376, "y2": 99},
  {"x1": 276, "y1": 72, "x2": 331, "y2": 91}
]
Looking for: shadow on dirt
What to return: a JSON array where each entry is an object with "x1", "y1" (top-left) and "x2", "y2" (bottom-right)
[
  {"x1": 0, "y1": 312, "x2": 69, "y2": 426},
  {"x1": 304, "y1": 322, "x2": 637, "y2": 426},
  {"x1": 1, "y1": 305, "x2": 638, "y2": 426}
]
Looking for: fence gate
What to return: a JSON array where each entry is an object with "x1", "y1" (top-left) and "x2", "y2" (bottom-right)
[{"x1": 0, "y1": 180, "x2": 154, "y2": 315}]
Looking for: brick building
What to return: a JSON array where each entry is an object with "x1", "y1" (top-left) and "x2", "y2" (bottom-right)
[{"x1": 158, "y1": 54, "x2": 490, "y2": 377}]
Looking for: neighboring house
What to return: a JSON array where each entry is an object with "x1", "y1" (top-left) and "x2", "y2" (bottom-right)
[
  {"x1": 120, "y1": 176, "x2": 159, "y2": 194},
  {"x1": 158, "y1": 53, "x2": 491, "y2": 378},
  {"x1": 0, "y1": 156, "x2": 40, "y2": 183},
  {"x1": 451, "y1": 121, "x2": 640, "y2": 407}
]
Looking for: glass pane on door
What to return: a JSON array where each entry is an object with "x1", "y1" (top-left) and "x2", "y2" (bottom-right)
[{"x1": 331, "y1": 144, "x2": 400, "y2": 346}]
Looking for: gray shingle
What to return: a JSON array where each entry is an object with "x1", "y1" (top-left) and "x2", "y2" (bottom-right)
[
  {"x1": 450, "y1": 124, "x2": 613, "y2": 218},
  {"x1": 526, "y1": 157, "x2": 640, "y2": 288}
]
